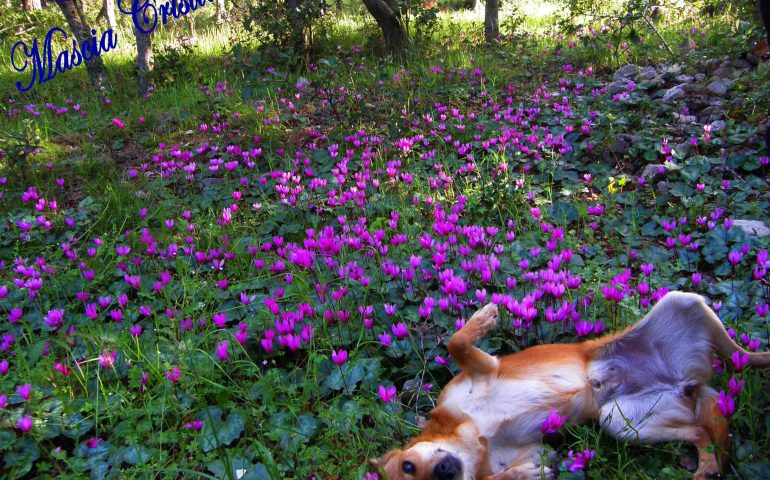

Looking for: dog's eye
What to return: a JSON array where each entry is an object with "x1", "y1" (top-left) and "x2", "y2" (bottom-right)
[{"x1": 401, "y1": 461, "x2": 416, "y2": 474}]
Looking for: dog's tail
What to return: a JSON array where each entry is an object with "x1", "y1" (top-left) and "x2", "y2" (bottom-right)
[{"x1": 658, "y1": 292, "x2": 770, "y2": 369}]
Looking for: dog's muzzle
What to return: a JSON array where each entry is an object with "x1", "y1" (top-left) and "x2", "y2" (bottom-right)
[{"x1": 433, "y1": 454, "x2": 462, "y2": 480}]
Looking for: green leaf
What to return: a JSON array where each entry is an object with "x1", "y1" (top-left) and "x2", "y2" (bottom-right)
[
  {"x1": 199, "y1": 407, "x2": 246, "y2": 453},
  {"x1": 320, "y1": 357, "x2": 380, "y2": 394},
  {"x1": 122, "y1": 445, "x2": 156, "y2": 465},
  {"x1": 4, "y1": 438, "x2": 40, "y2": 479}
]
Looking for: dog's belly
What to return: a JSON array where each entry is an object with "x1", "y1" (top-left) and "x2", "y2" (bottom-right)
[{"x1": 440, "y1": 365, "x2": 592, "y2": 472}]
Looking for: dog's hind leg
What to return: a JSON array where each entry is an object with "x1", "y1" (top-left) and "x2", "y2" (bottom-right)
[
  {"x1": 447, "y1": 303, "x2": 499, "y2": 376},
  {"x1": 601, "y1": 388, "x2": 724, "y2": 479}
]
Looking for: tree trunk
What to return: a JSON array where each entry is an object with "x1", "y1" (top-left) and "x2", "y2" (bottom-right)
[
  {"x1": 760, "y1": 0, "x2": 770, "y2": 44},
  {"x1": 134, "y1": 27, "x2": 154, "y2": 94},
  {"x1": 484, "y1": 0, "x2": 499, "y2": 44},
  {"x1": 287, "y1": 0, "x2": 306, "y2": 54},
  {"x1": 216, "y1": 0, "x2": 226, "y2": 23},
  {"x1": 55, "y1": 0, "x2": 111, "y2": 96},
  {"x1": 462, "y1": 0, "x2": 475, "y2": 10},
  {"x1": 104, "y1": 0, "x2": 117, "y2": 31},
  {"x1": 361, "y1": 0, "x2": 407, "y2": 54},
  {"x1": 23, "y1": 0, "x2": 42, "y2": 10}
]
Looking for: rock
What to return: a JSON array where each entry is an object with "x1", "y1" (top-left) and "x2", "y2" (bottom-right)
[
  {"x1": 694, "y1": 73, "x2": 706, "y2": 82},
  {"x1": 614, "y1": 64, "x2": 640, "y2": 80},
  {"x1": 642, "y1": 164, "x2": 666, "y2": 178},
  {"x1": 607, "y1": 80, "x2": 629, "y2": 96},
  {"x1": 661, "y1": 64, "x2": 683, "y2": 80},
  {"x1": 656, "y1": 181, "x2": 670, "y2": 195},
  {"x1": 674, "y1": 112, "x2": 697, "y2": 124},
  {"x1": 703, "y1": 59, "x2": 721, "y2": 73},
  {"x1": 639, "y1": 67, "x2": 658, "y2": 80},
  {"x1": 611, "y1": 134, "x2": 640, "y2": 154},
  {"x1": 733, "y1": 220, "x2": 770, "y2": 237},
  {"x1": 710, "y1": 120, "x2": 727, "y2": 132},
  {"x1": 706, "y1": 80, "x2": 728, "y2": 96},
  {"x1": 697, "y1": 106, "x2": 724, "y2": 123},
  {"x1": 675, "y1": 74, "x2": 694, "y2": 83},
  {"x1": 732, "y1": 59, "x2": 751, "y2": 70},
  {"x1": 662, "y1": 84, "x2": 687, "y2": 102},
  {"x1": 712, "y1": 65, "x2": 736, "y2": 79},
  {"x1": 675, "y1": 141, "x2": 692, "y2": 158}
]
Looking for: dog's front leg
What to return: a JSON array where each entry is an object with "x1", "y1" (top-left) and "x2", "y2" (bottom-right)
[
  {"x1": 482, "y1": 462, "x2": 551, "y2": 480},
  {"x1": 447, "y1": 303, "x2": 499, "y2": 377}
]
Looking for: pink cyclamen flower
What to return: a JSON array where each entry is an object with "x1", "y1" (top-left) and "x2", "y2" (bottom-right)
[
  {"x1": 85, "y1": 437, "x2": 103, "y2": 448},
  {"x1": 564, "y1": 449, "x2": 595, "y2": 472},
  {"x1": 166, "y1": 367, "x2": 181, "y2": 383},
  {"x1": 541, "y1": 409, "x2": 568, "y2": 435},
  {"x1": 54, "y1": 362, "x2": 71, "y2": 376},
  {"x1": 717, "y1": 390, "x2": 735, "y2": 417},
  {"x1": 17, "y1": 416, "x2": 34, "y2": 432},
  {"x1": 731, "y1": 351, "x2": 749, "y2": 371},
  {"x1": 0, "y1": 394, "x2": 7, "y2": 408},
  {"x1": 44, "y1": 309, "x2": 64, "y2": 329},
  {"x1": 17, "y1": 383, "x2": 32, "y2": 401},
  {"x1": 129, "y1": 324, "x2": 142, "y2": 337},
  {"x1": 99, "y1": 350, "x2": 117, "y2": 368},
  {"x1": 0, "y1": 359, "x2": 8, "y2": 375},
  {"x1": 331, "y1": 349, "x2": 348, "y2": 366},
  {"x1": 728, "y1": 376, "x2": 745, "y2": 397},
  {"x1": 185, "y1": 420, "x2": 203, "y2": 430},
  {"x1": 112, "y1": 117, "x2": 125, "y2": 129},
  {"x1": 213, "y1": 312, "x2": 227, "y2": 328},
  {"x1": 391, "y1": 322, "x2": 408, "y2": 340},
  {"x1": 378, "y1": 384, "x2": 397, "y2": 404},
  {"x1": 215, "y1": 340, "x2": 228, "y2": 361}
]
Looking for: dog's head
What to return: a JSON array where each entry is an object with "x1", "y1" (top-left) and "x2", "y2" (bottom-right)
[
  {"x1": 371, "y1": 422, "x2": 489, "y2": 480},
  {"x1": 370, "y1": 442, "x2": 467, "y2": 480}
]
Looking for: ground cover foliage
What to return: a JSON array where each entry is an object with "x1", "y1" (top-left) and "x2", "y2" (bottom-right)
[{"x1": 2, "y1": 2, "x2": 770, "y2": 479}]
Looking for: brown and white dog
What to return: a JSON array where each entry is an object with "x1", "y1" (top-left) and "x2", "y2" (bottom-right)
[{"x1": 372, "y1": 292, "x2": 770, "y2": 480}]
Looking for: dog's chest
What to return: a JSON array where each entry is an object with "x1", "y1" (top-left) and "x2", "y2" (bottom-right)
[
  {"x1": 442, "y1": 377, "x2": 555, "y2": 441},
  {"x1": 440, "y1": 369, "x2": 589, "y2": 472}
]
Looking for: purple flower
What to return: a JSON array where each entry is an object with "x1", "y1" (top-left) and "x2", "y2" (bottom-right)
[
  {"x1": 17, "y1": 383, "x2": 32, "y2": 400},
  {"x1": 85, "y1": 437, "x2": 103, "y2": 448},
  {"x1": 185, "y1": 420, "x2": 204, "y2": 430},
  {"x1": 17, "y1": 416, "x2": 33, "y2": 432},
  {"x1": 331, "y1": 349, "x2": 348, "y2": 366},
  {"x1": 717, "y1": 390, "x2": 735, "y2": 418},
  {"x1": 541, "y1": 409, "x2": 568, "y2": 435},
  {"x1": 728, "y1": 376, "x2": 745, "y2": 397},
  {"x1": 391, "y1": 322, "x2": 408, "y2": 340},
  {"x1": 215, "y1": 340, "x2": 228, "y2": 361},
  {"x1": 213, "y1": 312, "x2": 227, "y2": 328},
  {"x1": 44, "y1": 309, "x2": 64, "y2": 329},
  {"x1": 130, "y1": 324, "x2": 143, "y2": 337},
  {"x1": 378, "y1": 384, "x2": 397, "y2": 403},
  {"x1": 564, "y1": 449, "x2": 595, "y2": 472},
  {"x1": 731, "y1": 351, "x2": 749, "y2": 371}
]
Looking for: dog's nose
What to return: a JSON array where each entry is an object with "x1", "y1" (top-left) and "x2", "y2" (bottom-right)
[{"x1": 433, "y1": 454, "x2": 462, "y2": 480}]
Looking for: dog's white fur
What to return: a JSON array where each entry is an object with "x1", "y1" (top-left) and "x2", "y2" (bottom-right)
[{"x1": 373, "y1": 292, "x2": 770, "y2": 480}]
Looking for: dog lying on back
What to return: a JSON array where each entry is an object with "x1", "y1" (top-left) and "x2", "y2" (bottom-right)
[{"x1": 372, "y1": 292, "x2": 770, "y2": 480}]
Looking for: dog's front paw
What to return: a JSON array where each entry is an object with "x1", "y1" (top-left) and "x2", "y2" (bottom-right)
[
  {"x1": 492, "y1": 463, "x2": 551, "y2": 480},
  {"x1": 468, "y1": 302, "x2": 498, "y2": 335}
]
